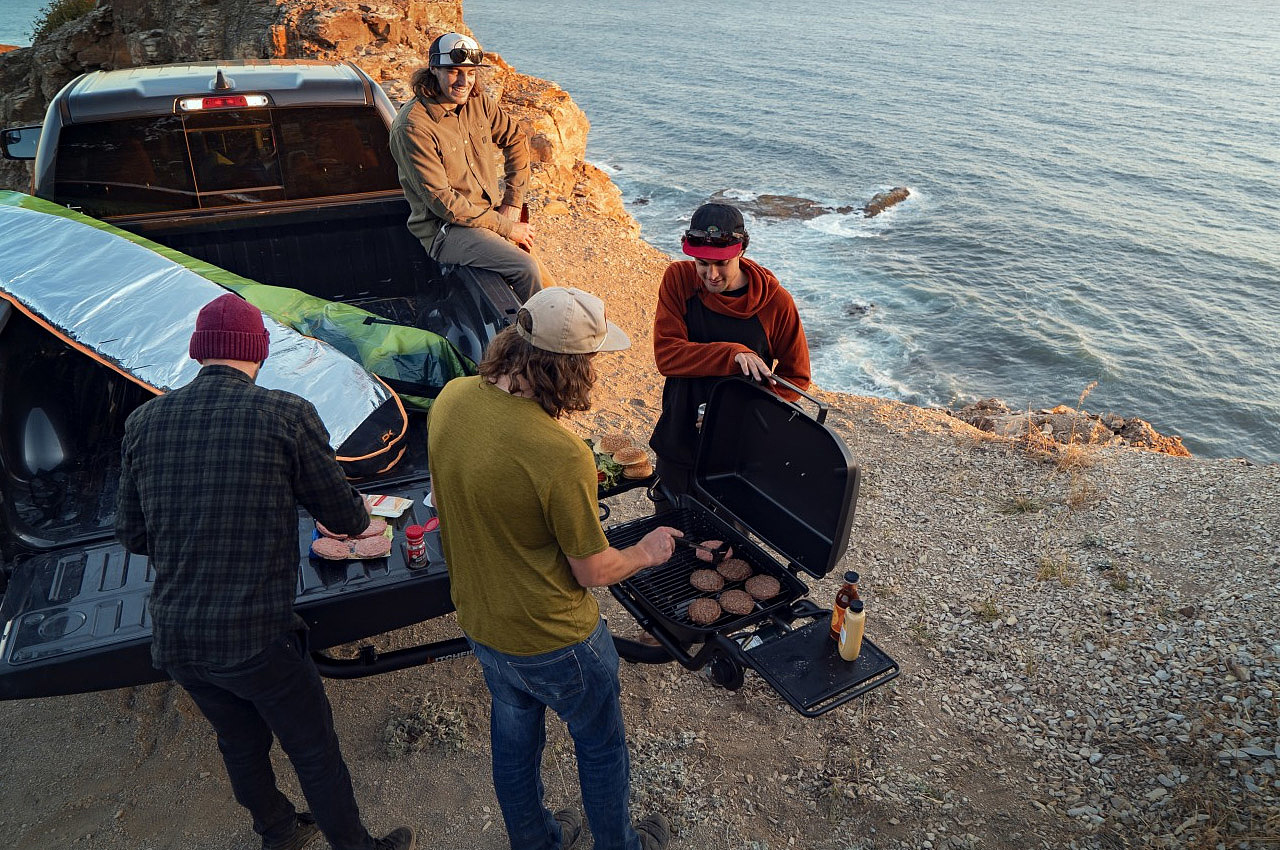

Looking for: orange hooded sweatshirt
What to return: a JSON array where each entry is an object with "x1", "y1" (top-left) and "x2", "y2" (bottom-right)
[
  {"x1": 653, "y1": 258, "x2": 810, "y2": 395},
  {"x1": 650, "y1": 257, "x2": 811, "y2": 469}
]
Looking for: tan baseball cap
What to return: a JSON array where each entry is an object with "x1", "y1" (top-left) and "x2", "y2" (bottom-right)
[{"x1": 515, "y1": 287, "x2": 630, "y2": 354}]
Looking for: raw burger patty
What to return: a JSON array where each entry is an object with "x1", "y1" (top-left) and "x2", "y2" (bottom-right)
[
  {"x1": 315, "y1": 522, "x2": 348, "y2": 540},
  {"x1": 716, "y1": 558, "x2": 752, "y2": 582},
  {"x1": 311, "y1": 537, "x2": 352, "y2": 559},
  {"x1": 688, "y1": 598, "x2": 722, "y2": 625},
  {"x1": 689, "y1": 569, "x2": 725, "y2": 592},
  {"x1": 719, "y1": 589, "x2": 756, "y2": 615},
  {"x1": 356, "y1": 517, "x2": 388, "y2": 538},
  {"x1": 745, "y1": 574, "x2": 781, "y2": 601},
  {"x1": 353, "y1": 535, "x2": 391, "y2": 558},
  {"x1": 695, "y1": 540, "x2": 733, "y2": 562}
]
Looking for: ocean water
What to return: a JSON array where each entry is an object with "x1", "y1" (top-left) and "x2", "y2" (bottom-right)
[
  {"x1": 464, "y1": 0, "x2": 1280, "y2": 462},
  {"x1": 3, "y1": 1, "x2": 1277, "y2": 460},
  {"x1": 0, "y1": 1, "x2": 44, "y2": 47}
]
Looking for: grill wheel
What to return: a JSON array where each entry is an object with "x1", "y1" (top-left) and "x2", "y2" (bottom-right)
[{"x1": 708, "y1": 653, "x2": 745, "y2": 690}]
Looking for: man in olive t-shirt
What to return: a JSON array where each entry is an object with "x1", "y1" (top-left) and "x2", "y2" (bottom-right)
[{"x1": 428, "y1": 288, "x2": 677, "y2": 850}]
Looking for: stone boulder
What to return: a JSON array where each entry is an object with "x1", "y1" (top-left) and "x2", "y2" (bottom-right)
[
  {"x1": 863, "y1": 186, "x2": 910, "y2": 218},
  {"x1": 949, "y1": 398, "x2": 1191, "y2": 457},
  {"x1": 706, "y1": 186, "x2": 909, "y2": 222}
]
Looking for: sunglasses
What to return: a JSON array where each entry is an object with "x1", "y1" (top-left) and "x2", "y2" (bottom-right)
[
  {"x1": 437, "y1": 46, "x2": 484, "y2": 65},
  {"x1": 684, "y1": 225, "x2": 746, "y2": 247}
]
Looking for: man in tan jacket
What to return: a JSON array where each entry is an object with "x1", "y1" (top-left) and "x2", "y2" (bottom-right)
[{"x1": 389, "y1": 32, "x2": 543, "y2": 301}]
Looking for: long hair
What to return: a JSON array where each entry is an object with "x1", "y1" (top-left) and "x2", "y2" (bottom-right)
[
  {"x1": 478, "y1": 319, "x2": 596, "y2": 419},
  {"x1": 410, "y1": 66, "x2": 443, "y2": 100}
]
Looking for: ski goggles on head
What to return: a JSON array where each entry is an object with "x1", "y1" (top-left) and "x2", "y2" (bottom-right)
[
  {"x1": 682, "y1": 225, "x2": 746, "y2": 248},
  {"x1": 439, "y1": 46, "x2": 484, "y2": 65}
]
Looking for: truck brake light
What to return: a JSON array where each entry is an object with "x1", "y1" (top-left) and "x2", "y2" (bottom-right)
[{"x1": 178, "y1": 94, "x2": 270, "y2": 111}]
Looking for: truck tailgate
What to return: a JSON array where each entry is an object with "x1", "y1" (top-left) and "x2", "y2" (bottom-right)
[{"x1": 0, "y1": 485, "x2": 452, "y2": 701}]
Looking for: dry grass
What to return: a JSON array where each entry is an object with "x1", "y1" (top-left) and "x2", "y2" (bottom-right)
[
  {"x1": 1035, "y1": 553, "x2": 1077, "y2": 586},
  {"x1": 999, "y1": 494, "x2": 1045, "y2": 514},
  {"x1": 972, "y1": 597, "x2": 1004, "y2": 622}
]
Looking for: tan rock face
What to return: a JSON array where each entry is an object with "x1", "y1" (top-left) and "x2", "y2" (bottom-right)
[{"x1": 0, "y1": 0, "x2": 620, "y2": 228}]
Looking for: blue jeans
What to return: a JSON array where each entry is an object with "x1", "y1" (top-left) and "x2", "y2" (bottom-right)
[
  {"x1": 165, "y1": 630, "x2": 376, "y2": 850},
  {"x1": 469, "y1": 619, "x2": 641, "y2": 850}
]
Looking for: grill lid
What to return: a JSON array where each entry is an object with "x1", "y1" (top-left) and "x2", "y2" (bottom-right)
[{"x1": 692, "y1": 378, "x2": 859, "y2": 579}]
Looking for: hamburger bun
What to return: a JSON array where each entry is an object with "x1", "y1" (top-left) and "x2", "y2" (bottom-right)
[
  {"x1": 612, "y1": 446, "x2": 648, "y2": 465},
  {"x1": 622, "y1": 460, "x2": 653, "y2": 479},
  {"x1": 598, "y1": 434, "x2": 632, "y2": 453}
]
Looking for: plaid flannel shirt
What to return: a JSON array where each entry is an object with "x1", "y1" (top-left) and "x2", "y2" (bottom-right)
[{"x1": 115, "y1": 366, "x2": 368, "y2": 668}]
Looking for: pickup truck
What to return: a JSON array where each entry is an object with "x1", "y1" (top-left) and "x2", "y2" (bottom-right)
[
  {"x1": 0, "y1": 60, "x2": 527, "y2": 701},
  {"x1": 1, "y1": 60, "x2": 897, "y2": 715}
]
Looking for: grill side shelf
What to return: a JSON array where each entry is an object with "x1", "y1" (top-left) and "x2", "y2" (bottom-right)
[{"x1": 728, "y1": 615, "x2": 900, "y2": 717}]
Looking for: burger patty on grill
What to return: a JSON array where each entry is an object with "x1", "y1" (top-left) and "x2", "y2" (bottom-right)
[
  {"x1": 719, "y1": 589, "x2": 756, "y2": 615},
  {"x1": 745, "y1": 574, "x2": 781, "y2": 601},
  {"x1": 688, "y1": 598, "x2": 722, "y2": 625},
  {"x1": 689, "y1": 569, "x2": 725, "y2": 592},
  {"x1": 716, "y1": 558, "x2": 752, "y2": 582}
]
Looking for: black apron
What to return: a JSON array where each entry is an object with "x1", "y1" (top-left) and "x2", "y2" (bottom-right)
[{"x1": 649, "y1": 291, "x2": 771, "y2": 471}]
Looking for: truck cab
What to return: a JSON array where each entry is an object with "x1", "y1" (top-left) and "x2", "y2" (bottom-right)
[{"x1": 0, "y1": 60, "x2": 521, "y2": 700}]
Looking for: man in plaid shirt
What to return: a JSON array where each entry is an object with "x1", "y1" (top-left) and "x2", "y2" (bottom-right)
[{"x1": 116, "y1": 294, "x2": 415, "y2": 850}]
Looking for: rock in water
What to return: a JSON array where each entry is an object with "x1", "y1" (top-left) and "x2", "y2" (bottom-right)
[{"x1": 863, "y1": 187, "x2": 910, "y2": 218}]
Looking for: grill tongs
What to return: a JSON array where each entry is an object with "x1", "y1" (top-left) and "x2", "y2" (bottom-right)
[{"x1": 672, "y1": 537, "x2": 730, "y2": 565}]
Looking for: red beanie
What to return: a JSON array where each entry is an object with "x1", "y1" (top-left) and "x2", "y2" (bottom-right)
[{"x1": 189, "y1": 294, "x2": 270, "y2": 363}]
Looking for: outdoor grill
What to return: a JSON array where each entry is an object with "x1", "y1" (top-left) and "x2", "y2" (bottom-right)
[
  {"x1": 609, "y1": 506, "x2": 807, "y2": 641},
  {"x1": 607, "y1": 377, "x2": 898, "y2": 716}
]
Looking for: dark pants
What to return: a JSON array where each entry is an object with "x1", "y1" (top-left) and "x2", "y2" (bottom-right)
[
  {"x1": 429, "y1": 223, "x2": 544, "y2": 302},
  {"x1": 653, "y1": 457, "x2": 694, "y2": 512},
  {"x1": 165, "y1": 631, "x2": 375, "y2": 850}
]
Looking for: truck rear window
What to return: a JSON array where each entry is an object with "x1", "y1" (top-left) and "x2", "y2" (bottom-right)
[{"x1": 54, "y1": 106, "x2": 401, "y2": 218}]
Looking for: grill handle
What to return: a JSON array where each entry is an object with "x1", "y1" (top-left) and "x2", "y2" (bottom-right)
[{"x1": 770, "y1": 375, "x2": 829, "y2": 424}]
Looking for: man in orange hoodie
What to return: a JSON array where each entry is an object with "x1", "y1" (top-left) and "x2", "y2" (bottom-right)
[{"x1": 649, "y1": 202, "x2": 812, "y2": 499}]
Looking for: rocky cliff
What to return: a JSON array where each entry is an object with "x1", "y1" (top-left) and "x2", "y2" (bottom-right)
[
  {"x1": 2, "y1": 0, "x2": 1180, "y2": 455},
  {"x1": 0, "y1": 0, "x2": 631, "y2": 225}
]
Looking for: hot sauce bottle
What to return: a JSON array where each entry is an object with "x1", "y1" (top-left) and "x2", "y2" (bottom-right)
[{"x1": 828, "y1": 570, "x2": 861, "y2": 641}]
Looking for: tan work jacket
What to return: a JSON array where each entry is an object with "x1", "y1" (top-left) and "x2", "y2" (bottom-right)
[{"x1": 389, "y1": 92, "x2": 530, "y2": 245}]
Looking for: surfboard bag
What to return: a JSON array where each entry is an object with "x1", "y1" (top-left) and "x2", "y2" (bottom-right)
[{"x1": 0, "y1": 191, "x2": 413, "y2": 479}]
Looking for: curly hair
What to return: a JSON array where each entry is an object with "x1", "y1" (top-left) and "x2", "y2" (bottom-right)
[{"x1": 478, "y1": 318, "x2": 596, "y2": 419}]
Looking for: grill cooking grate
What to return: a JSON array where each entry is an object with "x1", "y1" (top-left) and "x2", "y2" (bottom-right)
[{"x1": 608, "y1": 507, "x2": 805, "y2": 636}]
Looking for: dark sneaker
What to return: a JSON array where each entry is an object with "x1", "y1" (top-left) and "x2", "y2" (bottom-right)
[
  {"x1": 553, "y1": 807, "x2": 583, "y2": 849},
  {"x1": 263, "y1": 812, "x2": 319, "y2": 850},
  {"x1": 635, "y1": 813, "x2": 671, "y2": 850},
  {"x1": 374, "y1": 826, "x2": 417, "y2": 850}
]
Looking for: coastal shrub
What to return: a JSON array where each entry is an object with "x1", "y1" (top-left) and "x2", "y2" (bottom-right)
[
  {"x1": 31, "y1": 0, "x2": 96, "y2": 42},
  {"x1": 381, "y1": 693, "x2": 469, "y2": 758}
]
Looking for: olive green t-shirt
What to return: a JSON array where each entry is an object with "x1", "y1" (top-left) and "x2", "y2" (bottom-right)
[{"x1": 427, "y1": 376, "x2": 609, "y2": 654}]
